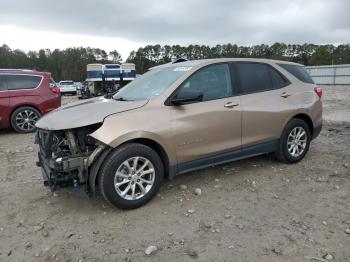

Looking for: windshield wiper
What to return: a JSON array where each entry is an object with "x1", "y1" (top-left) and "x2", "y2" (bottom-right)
[{"x1": 114, "y1": 97, "x2": 133, "y2": 101}]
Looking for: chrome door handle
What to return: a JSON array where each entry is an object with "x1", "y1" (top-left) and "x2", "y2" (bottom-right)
[
  {"x1": 280, "y1": 92, "x2": 291, "y2": 98},
  {"x1": 224, "y1": 102, "x2": 239, "y2": 108}
]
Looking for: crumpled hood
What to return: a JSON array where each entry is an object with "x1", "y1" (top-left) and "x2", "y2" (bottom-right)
[{"x1": 36, "y1": 96, "x2": 148, "y2": 130}]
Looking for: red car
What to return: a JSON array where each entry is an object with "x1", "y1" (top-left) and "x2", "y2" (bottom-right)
[{"x1": 0, "y1": 69, "x2": 61, "y2": 133}]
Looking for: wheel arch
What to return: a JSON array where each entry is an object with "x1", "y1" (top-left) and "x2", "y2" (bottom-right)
[
  {"x1": 275, "y1": 113, "x2": 313, "y2": 163},
  {"x1": 125, "y1": 138, "x2": 172, "y2": 180},
  {"x1": 290, "y1": 113, "x2": 314, "y2": 137},
  {"x1": 88, "y1": 136, "x2": 174, "y2": 197},
  {"x1": 91, "y1": 130, "x2": 176, "y2": 168},
  {"x1": 10, "y1": 104, "x2": 42, "y2": 118}
]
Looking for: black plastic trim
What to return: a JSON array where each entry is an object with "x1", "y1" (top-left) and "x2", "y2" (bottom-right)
[
  {"x1": 312, "y1": 124, "x2": 322, "y2": 140},
  {"x1": 88, "y1": 147, "x2": 112, "y2": 197},
  {"x1": 174, "y1": 139, "x2": 279, "y2": 175}
]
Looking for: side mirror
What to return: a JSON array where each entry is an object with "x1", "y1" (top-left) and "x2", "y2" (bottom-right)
[{"x1": 171, "y1": 90, "x2": 203, "y2": 105}]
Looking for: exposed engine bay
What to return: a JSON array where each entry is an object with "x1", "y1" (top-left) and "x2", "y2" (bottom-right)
[{"x1": 35, "y1": 123, "x2": 106, "y2": 194}]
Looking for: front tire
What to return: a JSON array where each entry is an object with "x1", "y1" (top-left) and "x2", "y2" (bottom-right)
[
  {"x1": 98, "y1": 143, "x2": 164, "y2": 209},
  {"x1": 11, "y1": 106, "x2": 41, "y2": 133},
  {"x1": 275, "y1": 118, "x2": 311, "y2": 163}
]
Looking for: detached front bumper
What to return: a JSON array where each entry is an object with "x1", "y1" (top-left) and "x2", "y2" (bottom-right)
[
  {"x1": 37, "y1": 151, "x2": 90, "y2": 189},
  {"x1": 35, "y1": 129, "x2": 105, "y2": 194}
]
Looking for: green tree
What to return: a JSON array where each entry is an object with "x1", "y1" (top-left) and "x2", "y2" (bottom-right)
[
  {"x1": 2, "y1": 43, "x2": 350, "y2": 79},
  {"x1": 309, "y1": 45, "x2": 333, "y2": 65},
  {"x1": 109, "y1": 50, "x2": 122, "y2": 63}
]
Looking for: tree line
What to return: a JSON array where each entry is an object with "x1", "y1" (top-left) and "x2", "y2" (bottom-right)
[
  {"x1": 1, "y1": 43, "x2": 350, "y2": 80},
  {"x1": 127, "y1": 43, "x2": 350, "y2": 74},
  {"x1": 0, "y1": 44, "x2": 122, "y2": 81}
]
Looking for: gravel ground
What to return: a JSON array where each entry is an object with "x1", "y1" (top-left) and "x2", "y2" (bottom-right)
[{"x1": 0, "y1": 87, "x2": 349, "y2": 262}]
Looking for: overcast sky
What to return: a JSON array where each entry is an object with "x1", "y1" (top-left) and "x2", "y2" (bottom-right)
[{"x1": 1, "y1": 0, "x2": 349, "y2": 60}]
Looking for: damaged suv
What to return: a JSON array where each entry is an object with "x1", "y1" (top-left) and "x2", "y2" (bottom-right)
[{"x1": 35, "y1": 58, "x2": 322, "y2": 209}]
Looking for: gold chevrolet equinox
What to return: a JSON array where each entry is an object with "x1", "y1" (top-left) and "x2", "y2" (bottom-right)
[{"x1": 35, "y1": 58, "x2": 323, "y2": 209}]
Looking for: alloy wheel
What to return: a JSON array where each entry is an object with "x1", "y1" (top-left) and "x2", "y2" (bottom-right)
[
  {"x1": 114, "y1": 156, "x2": 155, "y2": 200},
  {"x1": 287, "y1": 126, "x2": 307, "y2": 157},
  {"x1": 15, "y1": 109, "x2": 39, "y2": 132}
]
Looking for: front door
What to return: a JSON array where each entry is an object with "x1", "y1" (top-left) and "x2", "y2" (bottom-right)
[{"x1": 170, "y1": 63, "x2": 241, "y2": 167}]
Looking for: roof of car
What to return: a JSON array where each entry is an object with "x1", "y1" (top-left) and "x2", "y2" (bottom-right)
[
  {"x1": 0, "y1": 69, "x2": 50, "y2": 75},
  {"x1": 150, "y1": 58, "x2": 302, "y2": 70}
]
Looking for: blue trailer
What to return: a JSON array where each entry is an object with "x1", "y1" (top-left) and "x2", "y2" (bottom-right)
[{"x1": 85, "y1": 63, "x2": 136, "y2": 96}]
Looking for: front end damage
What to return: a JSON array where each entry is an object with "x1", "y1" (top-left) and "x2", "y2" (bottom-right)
[{"x1": 35, "y1": 124, "x2": 107, "y2": 195}]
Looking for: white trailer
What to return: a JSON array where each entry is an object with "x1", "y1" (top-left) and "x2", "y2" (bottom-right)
[{"x1": 85, "y1": 63, "x2": 136, "y2": 96}]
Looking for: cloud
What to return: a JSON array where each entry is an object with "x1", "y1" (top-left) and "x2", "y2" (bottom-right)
[{"x1": 0, "y1": 0, "x2": 349, "y2": 53}]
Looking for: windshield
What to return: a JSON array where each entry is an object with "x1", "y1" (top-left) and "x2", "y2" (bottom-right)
[{"x1": 113, "y1": 66, "x2": 192, "y2": 101}]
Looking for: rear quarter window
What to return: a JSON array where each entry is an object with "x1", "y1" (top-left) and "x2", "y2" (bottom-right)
[
  {"x1": 270, "y1": 67, "x2": 290, "y2": 89},
  {"x1": 277, "y1": 63, "x2": 314, "y2": 84},
  {"x1": 7, "y1": 75, "x2": 42, "y2": 90}
]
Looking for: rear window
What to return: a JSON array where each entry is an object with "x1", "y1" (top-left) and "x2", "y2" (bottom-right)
[
  {"x1": 7, "y1": 75, "x2": 42, "y2": 90},
  {"x1": 277, "y1": 63, "x2": 314, "y2": 84}
]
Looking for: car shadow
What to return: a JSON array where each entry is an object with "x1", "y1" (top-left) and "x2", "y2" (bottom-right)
[{"x1": 0, "y1": 128, "x2": 17, "y2": 135}]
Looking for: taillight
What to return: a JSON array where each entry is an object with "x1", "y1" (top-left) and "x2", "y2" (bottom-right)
[
  {"x1": 314, "y1": 87, "x2": 322, "y2": 98},
  {"x1": 51, "y1": 87, "x2": 60, "y2": 94}
]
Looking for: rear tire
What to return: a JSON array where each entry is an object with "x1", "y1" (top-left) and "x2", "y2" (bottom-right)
[
  {"x1": 275, "y1": 118, "x2": 311, "y2": 163},
  {"x1": 11, "y1": 106, "x2": 41, "y2": 133},
  {"x1": 98, "y1": 143, "x2": 164, "y2": 209}
]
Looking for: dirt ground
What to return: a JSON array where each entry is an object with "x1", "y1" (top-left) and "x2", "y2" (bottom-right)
[{"x1": 0, "y1": 86, "x2": 349, "y2": 262}]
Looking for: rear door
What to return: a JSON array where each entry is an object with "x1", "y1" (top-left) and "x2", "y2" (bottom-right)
[
  {"x1": 171, "y1": 63, "x2": 242, "y2": 167},
  {"x1": 0, "y1": 75, "x2": 10, "y2": 128},
  {"x1": 236, "y1": 62, "x2": 292, "y2": 146}
]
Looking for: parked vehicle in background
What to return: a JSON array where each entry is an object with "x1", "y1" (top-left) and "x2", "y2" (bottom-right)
[
  {"x1": 35, "y1": 58, "x2": 322, "y2": 209},
  {"x1": 58, "y1": 80, "x2": 77, "y2": 95},
  {"x1": 79, "y1": 81, "x2": 91, "y2": 99},
  {"x1": 0, "y1": 69, "x2": 61, "y2": 133},
  {"x1": 74, "y1": 82, "x2": 83, "y2": 93},
  {"x1": 84, "y1": 63, "x2": 136, "y2": 98}
]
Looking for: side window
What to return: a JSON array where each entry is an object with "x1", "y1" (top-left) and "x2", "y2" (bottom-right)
[
  {"x1": 7, "y1": 75, "x2": 42, "y2": 90},
  {"x1": 0, "y1": 75, "x2": 7, "y2": 91},
  {"x1": 237, "y1": 63, "x2": 271, "y2": 94},
  {"x1": 178, "y1": 63, "x2": 232, "y2": 102},
  {"x1": 270, "y1": 67, "x2": 289, "y2": 89}
]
